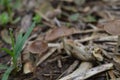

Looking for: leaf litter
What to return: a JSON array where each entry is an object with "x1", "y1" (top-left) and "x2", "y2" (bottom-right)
[{"x1": 1, "y1": 0, "x2": 120, "y2": 80}]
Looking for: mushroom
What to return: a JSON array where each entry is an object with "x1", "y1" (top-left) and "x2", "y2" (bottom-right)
[
  {"x1": 45, "y1": 27, "x2": 75, "y2": 41},
  {"x1": 27, "y1": 40, "x2": 48, "y2": 55},
  {"x1": 100, "y1": 19, "x2": 120, "y2": 54}
]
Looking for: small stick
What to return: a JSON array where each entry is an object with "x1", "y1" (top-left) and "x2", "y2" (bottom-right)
[
  {"x1": 115, "y1": 35, "x2": 120, "y2": 55},
  {"x1": 75, "y1": 35, "x2": 99, "y2": 43},
  {"x1": 57, "y1": 60, "x2": 79, "y2": 79},
  {"x1": 59, "y1": 62, "x2": 93, "y2": 80},
  {"x1": 74, "y1": 29, "x2": 104, "y2": 34},
  {"x1": 94, "y1": 36, "x2": 117, "y2": 42},
  {"x1": 73, "y1": 63, "x2": 113, "y2": 80},
  {"x1": 36, "y1": 48, "x2": 57, "y2": 66}
]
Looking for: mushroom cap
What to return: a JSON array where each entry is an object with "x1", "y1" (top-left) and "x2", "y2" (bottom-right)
[
  {"x1": 45, "y1": 27, "x2": 75, "y2": 41},
  {"x1": 27, "y1": 40, "x2": 48, "y2": 54},
  {"x1": 103, "y1": 19, "x2": 120, "y2": 35}
]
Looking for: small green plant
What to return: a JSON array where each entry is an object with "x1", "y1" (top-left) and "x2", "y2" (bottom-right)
[
  {"x1": 0, "y1": 22, "x2": 35, "y2": 80},
  {"x1": 0, "y1": 12, "x2": 9, "y2": 25},
  {"x1": 33, "y1": 13, "x2": 42, "y2": 24},
  {"x1": 84, "y1": 15, "x2": 96, "y2": 22},
  {"x1": 0, "y1": 0, "x2": 21, "y2": 25}
]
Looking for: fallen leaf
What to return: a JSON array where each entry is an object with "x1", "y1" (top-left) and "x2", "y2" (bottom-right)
[
  {"x1": 103, "y1": 19, "x2": 120, "y2": 35},
  {"x1": 45, "y1": 27, "x2": 75, "y2": 41},
  {"x1": 1, "y1": 29, "x2": 12, "y2": 44}
]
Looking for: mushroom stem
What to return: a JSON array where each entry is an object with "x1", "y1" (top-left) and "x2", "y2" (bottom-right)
[{"x1": 115, "y1": 35, "x2": 120, "y2": 54}]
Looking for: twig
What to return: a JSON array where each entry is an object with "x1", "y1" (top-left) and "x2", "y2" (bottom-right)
[
  {"x1": 57, "y1": 60, "x2": 79, "y2": 79},
  {"x1": 75, "y1": 35, "x2": 100, "y2": 43},
  {"x1": 73, "y1": 63, "x2": 113, "y2": 80},
  {"x1": 74, "y1": 29, "x2": 104, "y2": 34},
  {"x1": 59, "y1": 62, "x2": 93, "y2": 80},
  {"x1": 94, "y1": 36, "x2": 117, "y2": 42},
  {"x1": 36, "y1": 48, "x2": 57, "y2": 66}
]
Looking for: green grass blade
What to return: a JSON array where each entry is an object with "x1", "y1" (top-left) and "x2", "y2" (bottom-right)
[
  {"x1": 2, "y1": 66, "x2": 14, "y2": 80},
  {"x1": 15, "y1": 22, "x2": 35, "y2": 59},
  {"x1": 14, "y1": 32, "x2": 23, "y2": 55},
  {"x1": 9, "y1": 29, "x2": 15, "y2": 50},
  {"x1": 1, "y1": 48, "x2": 13, "y2": 57}
]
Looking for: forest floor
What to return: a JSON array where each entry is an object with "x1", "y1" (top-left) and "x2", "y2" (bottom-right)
[{"x1": 0, "y1": 0, "x2": 120, "y2": 80}]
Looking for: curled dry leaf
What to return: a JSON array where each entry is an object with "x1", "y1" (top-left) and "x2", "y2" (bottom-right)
[
  {"x1": 45, "y1": 27, "x2": 76, "y2": 41},
  {"x1": 64, "y1": 39, "x2": 94, "y2": 61},
  {"x1": 92, "y1": 48, "x2": 103, "y2": 61},
  {"x1": 23, "y1": 61, "x2": 34, "y2": 74},
  {"x1": 1, "y1": 29, "x2": 12, "y2": 44},
  {"x1": 27, "y1": 40, "x2": 48, "y2": 54}
]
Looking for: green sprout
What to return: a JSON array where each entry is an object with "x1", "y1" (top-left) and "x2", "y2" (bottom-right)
[
  {"x1": 0, "y1": 22, "x2": 35, "y2": 80},
  {"x1": 33, "y1": 13, "x2": 42, "y2": 24},
  {"x1": 0, "y1": 12, "x2": 9, "y2": 25},
  {"x1": 0, "y1": 0, "x2": 21, "y2": 25},
  {"x1": 84, "y1": 15, "x2": 96, "y2": 22}
]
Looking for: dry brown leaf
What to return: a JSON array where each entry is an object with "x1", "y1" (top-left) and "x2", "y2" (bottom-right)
[
  {"x1": 100, "y1": 19, "x2": 120, "y2": 35},
  {"x1": 1, "y1": 29, "x2": 12, "y2": 44},
  {"x1": 45, "y1": 27, "x2": 75, "y2": 41}
]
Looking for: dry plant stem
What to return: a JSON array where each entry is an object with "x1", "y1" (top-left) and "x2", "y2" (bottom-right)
[
  {"x1": 110, "y1": 78, "x2": 120, "y2": 80},
  {"x1": 36, "y1": 48, "x2": 57, "y2": 66},
  {"x1": 63, "y1": 38, "x2": 71, "y2": 56},
  {"x1": 101, "y1": 48, "x2": 112, "y2": 59},
  {"x1": 88, "y1": 23, "x2": 98, "y2": 29},
  {"x1": 108, "y1": 70, "x2": 116, "y2": 80},
  {"x1": 95, "y1": 36, "x2": 117, "y2": 42},
  {"x1": 57, "y1": 59, "x2": 62, "y2": 68},
  {"x1": 48, "y1": 43, "x2": 63, "y2": 48},
  {"x1": 57, "y1": 60, "x2": 79, "y2": 79},
  {"x1": 74, "y1": 29, "x2": 104, "y2": 34},
  {"x1": 53, "y1": 18, "x2": 61, "y2": 27},
  {"x1": 59, "y1": 62, "x2": 93, "y2": 80},
  {"x1": 75, "y1": 35, "x2": 117, "y2": 43},
  {"x1": 115, "y1": 35, "x2": 120, "y2": 55},
  {"x1": 73, "y1": 63, "x2": 113, "y2": 80},
  {"x1": 75, "y1": 35, "x2": 99, "y2": 43}
]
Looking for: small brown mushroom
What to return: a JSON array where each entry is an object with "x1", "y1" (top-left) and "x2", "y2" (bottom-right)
[
  {"x1": 45, "y1": 27, "x2": 75, "y2": 41},
  {"x1": 100, "y1": 19, "x2": 120, "y2": 54},
  {"x1": 27, "y1": 40, "x2": 48, "y2": 54}
]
